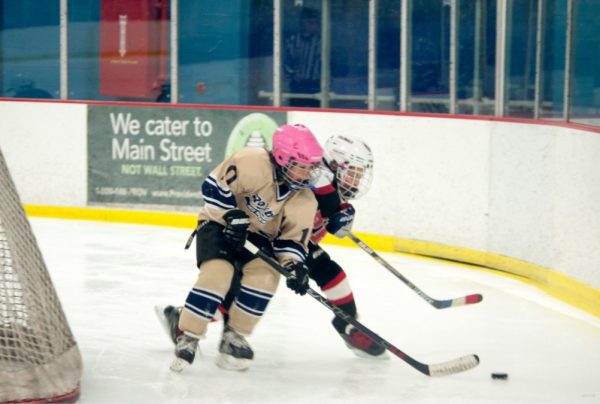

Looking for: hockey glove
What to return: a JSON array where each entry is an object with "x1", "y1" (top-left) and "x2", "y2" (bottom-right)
[
  {"x1": 326, "y1": 203, "x2": 355, "y2": 239},
  {"x1": 222, "y1": 209, "x2": 251, "y2": 250},
  {"x1": 284, "y1": 261, "x2": 310, "y2": 296}
]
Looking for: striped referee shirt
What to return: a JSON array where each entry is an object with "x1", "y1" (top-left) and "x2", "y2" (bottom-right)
[{"x1": 284, "y1": 33, "x2": 321, "y2": 82}]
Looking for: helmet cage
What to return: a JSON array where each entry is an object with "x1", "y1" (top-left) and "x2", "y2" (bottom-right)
[
  {"x1": 281, "y1": 158, "x2": 322, "y2": 190},
  {"x1": 324, "y1": 135, "x2": 374, "y2": 200},
  {"x1": 333, "y1": 161, "x2": 373, "y2": 200}
]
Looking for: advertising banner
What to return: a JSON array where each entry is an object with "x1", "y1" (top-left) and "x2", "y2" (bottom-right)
[{"x1": 88, "y1": 105, "x2": 285, "y2": 206}]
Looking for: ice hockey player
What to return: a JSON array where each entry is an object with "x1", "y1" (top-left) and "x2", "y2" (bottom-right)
[
  {"x1": 159, "y1": 134, "x2": 387, "y2": 361},
  {"x1": 305, "y1": 134, "x2": 387, "y2": 358},
  {"x1": 169, "y1": 123, "x2": 323, "y2": 372}
]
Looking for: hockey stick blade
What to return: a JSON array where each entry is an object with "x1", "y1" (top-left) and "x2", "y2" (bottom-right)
[
  {"x1": 432, "y1": 293, "x2": 483, "y2": 309},
  {"x1": 245, "y1": 241, "x2": 480, "y2": 377},
  {"x1": 426, "y1": 354, "x2": 480, "y2": 377},
  {"x1": 348, "y1": 233, "x2": 483, "y2": 309}
]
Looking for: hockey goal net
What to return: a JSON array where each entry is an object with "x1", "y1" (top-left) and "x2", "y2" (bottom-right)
[{"x1": 0, "y1": 148, "x2": 82, "y2": 403}]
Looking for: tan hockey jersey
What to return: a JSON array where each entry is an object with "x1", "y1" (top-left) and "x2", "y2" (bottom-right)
[{"x1": 198, "y1": 147, "x2": 318, "y2": 263}]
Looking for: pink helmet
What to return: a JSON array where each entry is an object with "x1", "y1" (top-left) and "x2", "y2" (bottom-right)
[
  {"x1": 272, "y1": 124, "x2": 324, "y2": 189},
  {"x1": 272, "y1": 124, "x2": 323, "y2": 166}
]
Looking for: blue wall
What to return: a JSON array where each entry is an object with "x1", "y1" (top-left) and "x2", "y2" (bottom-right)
[{"x1": 0, "y1": 0, "x2": 598, "y2": 121}]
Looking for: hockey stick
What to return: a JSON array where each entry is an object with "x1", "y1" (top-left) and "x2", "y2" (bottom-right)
[
  {"x1": 245, "y1": 242, "x2": 480, "y2": 377},
  {"x1": 348, "y1": 233, "x2": 483, "y2": 309}
]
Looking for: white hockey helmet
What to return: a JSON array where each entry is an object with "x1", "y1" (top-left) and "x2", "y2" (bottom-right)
[{"x1": 324, "y1": 135, "x2": 374, "y2": 200}]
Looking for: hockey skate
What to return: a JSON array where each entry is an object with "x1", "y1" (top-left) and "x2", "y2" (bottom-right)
[
  {"x1": 170, "y1": 333, "x2": 200, "y2": 372},
  {"x1": 154, "y1": 305, "x2": 182, "y2": 344},
  {"x1": 215, "y1": 324, "x2": 254, "y2": 371},
  {"x1": 339, "y1": 324, "x2": 389, "y2": 360}
]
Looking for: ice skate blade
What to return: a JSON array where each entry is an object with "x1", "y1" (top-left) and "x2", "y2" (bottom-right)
[
  {"x1": 170, "y1": 357, "x2": 191, "y2": 373},
  {"x1": 346, "y1": 345, "x2": 390, "y2": 360},
  {"x1": 215, "y1": 353, "x2": 252, "y2": 371},
  {"x1": 154, "y1": 305, "x2": 174, "y2": 343}
]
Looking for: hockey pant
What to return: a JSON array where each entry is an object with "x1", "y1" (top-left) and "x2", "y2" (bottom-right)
[
  {"x1": 179, "y1": 221, "x2": 280, "y2": 337},
  {"x1": 219, "y1": 242, "x2": 357, "y2": 334}
]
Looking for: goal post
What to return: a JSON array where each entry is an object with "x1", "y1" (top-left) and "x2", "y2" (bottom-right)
[{"x1": 0, "y1": 148, "x2": 82, "y2": 403}]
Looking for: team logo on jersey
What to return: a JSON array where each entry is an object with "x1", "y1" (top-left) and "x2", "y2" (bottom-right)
[{"x1": 244, "y1": 194, "x2": 274, "y2": 224}]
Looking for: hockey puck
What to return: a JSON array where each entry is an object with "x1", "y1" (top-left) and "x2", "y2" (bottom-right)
[{"x1": 491, "y1": 373, "x2": 508, "y2": 380}]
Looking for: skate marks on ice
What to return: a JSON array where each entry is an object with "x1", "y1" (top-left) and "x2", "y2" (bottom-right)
[{"x1": 30, "y1": 218, "x2": 600, "y2": 403}]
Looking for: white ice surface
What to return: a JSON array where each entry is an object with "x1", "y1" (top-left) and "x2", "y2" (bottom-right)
[{"x1": 30, "y1": 218, "x2": 600, "y2": 404}]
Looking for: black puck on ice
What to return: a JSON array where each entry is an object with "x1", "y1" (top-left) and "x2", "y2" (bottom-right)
[{"x1": 491, "y1": 372, "x2": 508, "y2": 380}]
